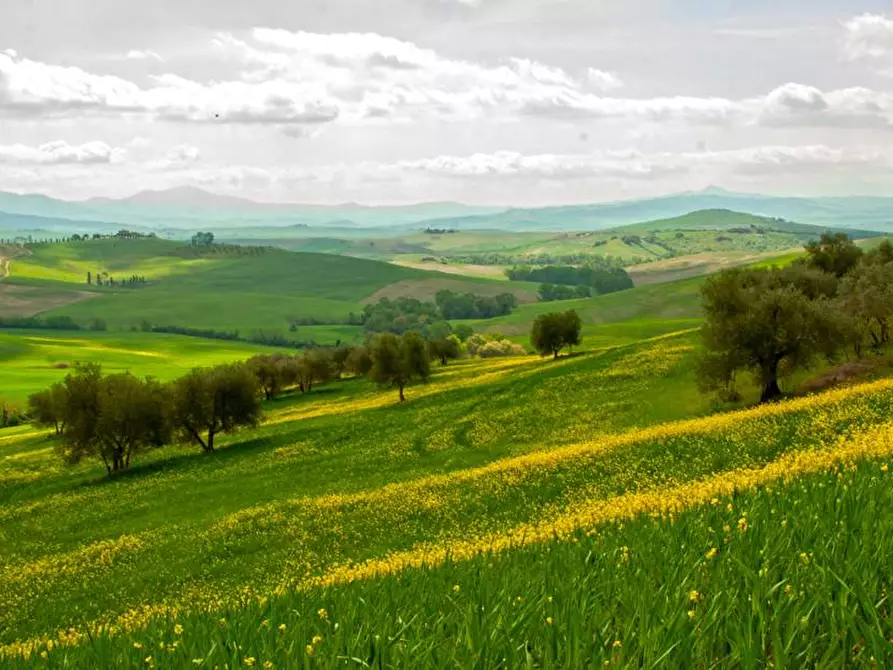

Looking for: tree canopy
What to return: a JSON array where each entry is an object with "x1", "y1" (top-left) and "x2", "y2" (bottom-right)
[
  {"x1": 530, "y1": 310, "x2": 583, "y2": 359},
  {"x1": 369, "y1": 332, "x2": 431, "y2": 401},
  {"x1": 172, "y1": 364, "x2": 262, "y2": 452},
  {"x1": 698, "y1": 267, "x2": 840, "y2": 403}
]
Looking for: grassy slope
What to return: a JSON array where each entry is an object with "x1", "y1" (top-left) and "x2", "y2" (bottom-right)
[
  {"x1": 5, "y1": 240, "x2": 535, "y2": 335},
  {"x1": 0, "y1": 330, "x2": 293, "y2": 404},
  {"x1": 3, "y1": 336, "x2": 893, "y2": 663},
  {"x1": 464, "y1": 276, "x2": 705, "y2": 345}
]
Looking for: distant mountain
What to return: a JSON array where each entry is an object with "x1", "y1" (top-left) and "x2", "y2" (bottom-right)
[
  {"x1": 0, "y1": 188, "x2": 504, "y2": 230},
  {"x1": 85, "y1": 186, "x2": 262, "y2": 210},
  {"x1": 1, "y1": 186, "x2": 892, "y2": 234},
  {"x1": 408, "y1": 189, "x2": 893, "y2": 233},
  {"x1": 607, "y1": 209, "x2": 881, "y2": 239}
]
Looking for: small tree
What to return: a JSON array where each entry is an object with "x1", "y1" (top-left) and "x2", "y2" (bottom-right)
[
  {"x1": 836, "y1": 261, "x2": 893, "y2": 352},
  {"x1": 296, "y1": 349, "x2": 334, "y2": 392},
  {"x1": 700, "y1": 268, "x2": 841, "y2": 403},
  {"x1": 56, "y1": 365, "x2": 172, "y2": 475},
  {"x1": 346, "y1": 346, "x2": 373, "y2": 377},
  {"x1": 369, "y1": 332, "x2": 431, "y2": 401},
  {"x1": 248, "y1": 354, "x2": 288, "y2": 400},
  {"x1": 805, "y1": 232, "x2": 863, "y2": 278},
  {"x1": 172, "y1": 364, "x2": 262, "y2": 452},
  {"x1": 330, "y1": 346, "x2": 353, "y2": 379},
  {"x1": 531, "y1": 309, "x2": 582, "y2": 359},
  {"x1": 427, "y1": 336, "x2": 460, "y2": 366},
  {"x1": 28, "y1": 382, "x2": 68, "y2": 436}
]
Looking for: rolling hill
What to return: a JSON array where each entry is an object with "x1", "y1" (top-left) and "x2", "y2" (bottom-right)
[
  {"x1": 0, "y1": 238, "x2": 538, "y2": 339},
  {"x1": 3, "y1": 325, "x2": 893, "y2": 665},
  {"x1": 2, "y1": 186, "x2": 893, "y2": 237}
]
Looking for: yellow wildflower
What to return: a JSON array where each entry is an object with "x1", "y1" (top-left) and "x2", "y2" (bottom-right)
[
  {"x1": 688, "y1": 609, "x2": 696, "y2": 619},
  {"x1": 244, "y1": 658, "x2": 256, "y2": 667},
  {"x1": 311, "y1": 635, "x2": 323, "y2": 645},
  {"x1": 689, "y1": 591, "x2": 700, "y2": 603},
  {"x1": 737, "y1": 517, "x2": 748, "y2": 532},
  {"x1": 546, "y1": 617, "x2": 553, "y2": 625},
  {"x1": 174, "y1": 624, "x2": 184, "y2": 636},
  {"x1": 278, "y1": 624, "x2": 287, "y2": 632},
  {"x1": 612, "y1": 640, "x2": 622, "y2": 648},
  {"x1": 705, "y1": 547, "x2": 718, "y2": 560},
  {"x1": 134, "y1": 642, "x2": 143, "y2": 649},
  {"x1": 317, "y1": 608, "x2": 328, "y2": 621},
  {"x1": 453, "y1": 584, "x2": 460, "y2": 593},
  {"x1": 305, "y1": 645, "x2": 315, "y2": 656}
]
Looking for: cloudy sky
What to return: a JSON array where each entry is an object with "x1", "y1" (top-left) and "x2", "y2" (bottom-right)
[{"x1": 1, "y1": 0, "x2": 893, "y2": 205}]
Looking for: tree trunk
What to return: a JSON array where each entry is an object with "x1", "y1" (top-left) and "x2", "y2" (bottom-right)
[
  {"x1": 760, "y1": 377, "x2": 782, "y2": 403},
  {"x1": 553, "y1": 349, "x2": 559, "y2": 360},
  {"x1": 206, "y1": 429, "x2": 215, "y2": 453},
  {"x1": 399, "y1": 384, "x2": 406, "y2": 402}
]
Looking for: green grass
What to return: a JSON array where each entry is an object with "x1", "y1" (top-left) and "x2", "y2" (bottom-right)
[
  {"x1": 2, "y1": 329, "x2": 893, "y2": 661},
  {"x1": 464, "y1": 276, "x2": 705, "y2": 344},
  {"x1": 5, "y1": 240, "x2": 536, "y2": 335},
  {"x1": 0, "y1": 330, "x2": 292, "y2": 404},
  {"x1": 7, "y1": 456, "x2": 889, "y2": 668}
]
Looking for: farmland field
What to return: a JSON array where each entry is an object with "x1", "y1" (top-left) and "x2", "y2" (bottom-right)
[
  {"x1": 1, "y1": 239, "x2": 537, "y2": 336},
  {"x1": 0, "y1": 330, "x2": 293, "y2": 403},
  {"x1": 2, "y1": 330, "x2": 893, "y2": 665}
]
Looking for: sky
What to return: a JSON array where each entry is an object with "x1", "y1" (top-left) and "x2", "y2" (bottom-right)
[{"x1": 1, "y1": 0, "x2": 892, "y2": 205}]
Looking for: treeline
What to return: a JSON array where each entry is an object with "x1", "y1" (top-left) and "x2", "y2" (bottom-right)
[
  {"x1": 25, "y1": 334, "x2": 469, "y2": 475},
  {"x1": 445, "y1": 253, "x2": 628, "y2": 268},
  {"x1": 507, "y1": 263, "x2": 634, "y2": 295},
  {"x1": 699, "y1": 234, "x2": 893, "y2": 403},
  {"x1": 538, "y1": 284, "x2": 593, "y2": 301},
  {"x1": 0, "y1": 315, "x2": 106, "y2": 331},
  {"x1": 141, "y1": 323, "x2": 320, "y2": 349},
  {"x1": 361, "y1": 290, "x2": 517, "y2": 335},
  {"x1": 87, "y1": 271, "x2": 148, "y2": 287}
]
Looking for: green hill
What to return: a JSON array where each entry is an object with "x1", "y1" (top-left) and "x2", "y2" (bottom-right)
[
  {"x1": 608, "y1": 208, "x2": 880, "y2": 236},
  {"x1": 2, "y1": 327, "x2": 893, "y2": 665},
  {"x1": 2, "y1": 239, "x2": 538, "y2": 339}
]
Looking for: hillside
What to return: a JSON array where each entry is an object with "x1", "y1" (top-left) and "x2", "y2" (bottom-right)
[
  {"x1": 1, "y1": 239, "x2": 538, "y2": 338},
  {"x1": 3, "y1": 186, "x2": 893, "y2": 236},
  {"x1": 410, "y1": 187, "x2": 893, "y2": 232},
  {"x1": 3, "y1": 330, "x2": 893, "y2": 665},
  {"x1": 606, "y1": 208, "x2": 879, "y2": 237}
]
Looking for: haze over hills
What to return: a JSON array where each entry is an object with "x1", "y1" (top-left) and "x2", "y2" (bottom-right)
[{"x1": 0, "y1": 185, "x2": 892, "y2": 235}]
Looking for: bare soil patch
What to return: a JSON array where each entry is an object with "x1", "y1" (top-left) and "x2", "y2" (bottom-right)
[{"x1": 0, "y1": 284, "x2": 98, "y2": 317}]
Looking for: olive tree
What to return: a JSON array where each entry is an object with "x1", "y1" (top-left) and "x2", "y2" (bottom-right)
[
  {"x1": 28, "y1": 382, "x2": 69, "y2": 436},
  {"x1": 55, "y1": 364, "x2": 172, "y2": 476},
  {"x1": 171, "y1": 363, "x2": 262, "y2": 452},
  {"x1": 369, "y1": 332, "x2": 431, "y2": 401},
  {"x1": 700, "y1": 267, "x2": 841, "y2": 403},
  {"x1": 530, "y1": 309, "x2": 582, "y2": 359}
]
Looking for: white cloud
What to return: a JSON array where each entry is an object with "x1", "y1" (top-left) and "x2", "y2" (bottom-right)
[
  {"x1": 756, "y1": 83, "x2": 893, "y2": 128},
  {"x1": 0, "y1": 140, "x2": 125, "y2": 165},
  {"x1": 587, "y1": 68, "x2": 623, "y2": 91},
  {"x1": 844, "y1": 14, "x2": 893, "y2": 60},
  {"x1": 125, "y1": 49, "x2": 164, "y2": 62},
  {"x1": 269, "y1": 145, "x2": 888, "y2": 188}
]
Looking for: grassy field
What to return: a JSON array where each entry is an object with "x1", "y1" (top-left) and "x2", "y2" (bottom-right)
[
  {"x1": 2, "y1": 240, "x2": 537, "y2": 336},
  {"x1": 0, "y1": 330, "x2": 293, "y2": 404},
  {"x1": 2, "y1": 329, "x2": 893, "y2": 665},
  {"x1": 259, "y1": 210, "x2": 860, "y2": 275}
]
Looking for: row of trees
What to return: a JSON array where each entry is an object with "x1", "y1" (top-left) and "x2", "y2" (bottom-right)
[
  {"x1": 26, "y1": 336, "x2": 452, "y2": 475},
  {"x1": 507, "y1": 262, "x2": 634, "y2": 295},
  {"x1": 87, "y1": 271, "x2": 148, "y2": 287},
  {"x1": 28, "y1": 362, "x2": 262, "y2": 474},
  {"x1": 538, "y1": 283, "x2": 592, "y2": 301},
  {"x1": 360, "y1": 292, "x2": 518, "y2": 336},
  {"x1": 699, "y1": 234, "x2": 893, "y2": 403}
]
